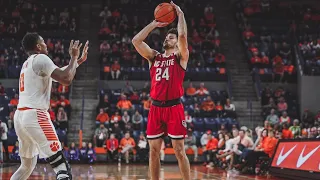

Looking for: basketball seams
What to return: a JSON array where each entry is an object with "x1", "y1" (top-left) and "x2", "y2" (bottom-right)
[
  {"x1": 154, "y1": 4, "x2": 175, "y2": 22},
  {"x1": 156, "y1": 9, "x2": 176, "y2": 22}
]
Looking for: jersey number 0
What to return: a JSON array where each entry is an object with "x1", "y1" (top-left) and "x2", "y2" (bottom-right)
[{"x1": 155, "y1": 67, "x2": 169, "y2": 81}]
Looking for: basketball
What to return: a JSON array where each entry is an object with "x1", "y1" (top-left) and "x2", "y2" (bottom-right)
[{"x1": 154, "y1": 3, "x2": 176, "y2": 24}]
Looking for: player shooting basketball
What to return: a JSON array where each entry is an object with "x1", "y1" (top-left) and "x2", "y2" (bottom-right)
[{"x1": 132, "y1": 1, "x2": 190, "y2": 180}]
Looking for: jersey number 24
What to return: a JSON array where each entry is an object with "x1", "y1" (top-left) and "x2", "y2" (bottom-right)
[{"x1": 155, "y1": 67, "x2": 169, "y2": 81}]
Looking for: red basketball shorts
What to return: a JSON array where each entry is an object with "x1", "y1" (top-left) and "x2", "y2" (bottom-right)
[{"x1": 146, "y1": 103, "x2": 187, "y2": 139}]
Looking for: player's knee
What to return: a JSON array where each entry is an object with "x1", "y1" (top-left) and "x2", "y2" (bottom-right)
[
  {"x1": 149, "y1": 146, "x2": 160, "y2": 157},
  {"x1": 46, "y1": 150, "x2": 72, "y2": 180},
  {"x1": 173, "y1": 144, "x2": 186, "y2": 160}
]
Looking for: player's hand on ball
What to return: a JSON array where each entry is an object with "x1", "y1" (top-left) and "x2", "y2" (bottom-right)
[
  {"x1": 170, "y1": 1, "x2": 183, "y2": 16},
  {"x1": 69, "y1": 40, "x2": 83, "y2": 59},
  {"x1": 78, "y1": 40, "x2": 89, "y2": 65},
  {"x1": 152, "y1": 20, "x2": 169, "y2": 28}
]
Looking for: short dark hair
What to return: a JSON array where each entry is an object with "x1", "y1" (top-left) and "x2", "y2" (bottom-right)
[
  {"x1": 21, "y1": 32, "x2": 41, "y2": 52},
  {"x1": 166, "y1": 28, "x2": 178, "y2": 37}
]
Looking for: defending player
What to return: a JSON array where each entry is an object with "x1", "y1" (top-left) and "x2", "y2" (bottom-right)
[
  {"x1": 132, "y1": 2, "x2": 190, "y2": 180},
  {"x1": 11, "y1": 32, "x2": 88, "y2": 180}
]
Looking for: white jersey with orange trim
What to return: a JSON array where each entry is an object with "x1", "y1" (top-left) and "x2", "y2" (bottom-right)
[{"x1": 17, "y1": 54, "x2": 58, "y2": 110}]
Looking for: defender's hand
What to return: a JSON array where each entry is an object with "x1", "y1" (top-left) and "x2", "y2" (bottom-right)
[
  {"x1": 78, "y1": 40, "x2": 89, "y2": 65},
  {"x1": 69, "y1": 40, "x2": 83, "y2": 59}
]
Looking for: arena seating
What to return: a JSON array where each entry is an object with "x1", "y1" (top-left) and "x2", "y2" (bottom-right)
[
  {"x1": 95, "y1": 84, "x2": 239, "y2": 161},
  {"x1": 260, "y1": 86, "x2": 299, "y2": 122},
  {"x1": 235, "y1": 0, "x2": 297, "y2": 83},
  {"x1": 296, "y1": 6, "x2": 320, "y2": 75},
  {"x1": 98, "y1": 0, "x2": 227, "y2": 81}
]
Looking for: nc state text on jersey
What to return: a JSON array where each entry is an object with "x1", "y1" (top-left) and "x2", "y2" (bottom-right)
[{"x1": 153, "y1": 59, "x2": 175, "y2": 68}]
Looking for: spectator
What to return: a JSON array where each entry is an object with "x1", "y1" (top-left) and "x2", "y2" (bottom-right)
[
  {"x1": 56, "y1": 107, "x2": 68, "y2": 130},
  {"x1": 195, "y1": 83, "x2": 209, "y2": 96},
  {"x1": 266, "y1": 109, "x2": 279, "y2": 125},
  {"x1": 58, "y1": 84, "x2": 69, "y2": 96},
  {"x1": 289, "y1": 119, "x2": 301, "y2": 138},
  {"x1": 9, "y1": 94, "x2": 19, "y2": 107},
  {"x1": 279, "y1": 111, "x2": 290, "y2": 125},
  {"x1": 86, "y1": 143, "x2": 96, "y2": 164},
  {"x1": 200, "y1": 130, "x2": 212, "y2": 151},
  {"x1": 96, "y1": 108, "x2": 110, "y2": 126},
  {"x1": 186, "y1": 82, "x2": 197, "y2": 96},
  {"x1": 97, "y1": 95, "x2": 110, "y2": 114},
  {"x1": 119, "y1": 132, "x2": 136, "y2": 163},
  {"x1": 8, "y1": 108, "x2": 16, "y2": 129},
  {"x1": 246, "y1": 130, "x2": 278, "y2": 174},
  {"x1": 224, "y1": 98, "x2": 236, "y2": 118},
  {"x1": 58, "y1": 95, "x2": 70, "y2": 108},
  {"x1": 10, "y1": 141, "x2": 20, "y2": 162},
  {"x1": 273, "y1": 58, "x2": 285, "y2": 82},
  {"x1": 79, "y1": 142, "x2": 88, "y2": 163},
  {"x1": 68, "y1": 142, "x2": 80, "y2": 163},
  {"x1": 308, "y1": 127, "x2": 317, "y2": 139},
  {"x1": 201, "y1": 96, "x2": 215, "y2": 112},
  {"x1": 316, "y1": 127, "x2": 320, "y2": 139},
  {"x1": 130, "y1": 92, "x2": 140, "y2": 104},
  {"x1": 137, "y1": 133, "x2": 148, "y2": 162},
  {"x1": 94, "y1": 123, "x2": 109, "y2": 147},
  {"x1": 233, "y1": 130, "x2": 253, "y2": 164},
  {"x1": 110, "y1": 112, "x2": 122, "y2": 126},
  {"x1": 281, "y1": 123, "x2": 293, "y2": 139},
  {"x1": 184, "y1": 127, "x2": 198, "y2": 162},
  {"x1": 132, "y1": 110, "x2": 143, "y2": 130},
  {"x1": 314, "y1": 110, "x2": 320, "y2": 125},
  {"x1": 302, "y1": 109, "x2": 314, "y2": 127},
  {"x1": 277, "y1": 97, "x2": 288, "y2": 112},
  {"x1": 203, "y1": 134, "x2": 219, "y2": 167},
  {"x1": 122, "y1": 111, "x2": 131, "y2": 126},
  {"x1": 117, "y1": 95, "x2": 133, "y2": 114},
  {"x1": 185, "y1": 111, "x2": 192, "y2": 124},
  {"x1": 106, "y1": 134, "x2": 119, "y2": 162},
  {"x1": 122, "y1": 81, "x2": 134, "y2": 96},
  {"x1": 111, "y1": 122, "x2": 122, "y2": 139},
  {"x1": 111, "y1": 60, "x2": 121, "y2": 80},
  {"x1": 0, "y1": 120, "x2": 9, "y2": 162}
]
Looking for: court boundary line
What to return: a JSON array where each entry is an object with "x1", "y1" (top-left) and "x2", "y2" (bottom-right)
[{"x1": 190, "y1": 168, "x2": 258, "y2": 180}]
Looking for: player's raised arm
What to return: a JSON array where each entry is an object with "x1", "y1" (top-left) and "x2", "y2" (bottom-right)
[
  {"x1": 171, "y1": 1, "x2": 189, "y2": 63},
  {"x1": 132, "y1": 21, "x2": 167, "y2": 63},
  {"x1": 51, "y1": 40, "x2": 86, "y2": 85}
]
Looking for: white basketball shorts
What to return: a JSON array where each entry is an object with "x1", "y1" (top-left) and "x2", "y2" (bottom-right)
[{"x1": 14, "y1": 109, "x2": 62, "y2": 158}]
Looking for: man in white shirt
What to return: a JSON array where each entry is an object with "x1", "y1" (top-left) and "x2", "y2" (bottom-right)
[
  {"x1": 0, "y1": 120, "x2": 8, "y2": 162},
  {"x1": 11, "y1": 32, "x2": 88, "y2": 180}
]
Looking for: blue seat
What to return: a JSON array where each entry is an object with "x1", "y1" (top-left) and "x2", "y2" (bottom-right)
[
  {"x1": 193, "y1": 131, "x2": 204, "y2": 147},
  {"x1": 6, "y1": 88, "x2": 17, "y2": 98},
  {"x1": 133, "y1": 130, "x2": 141, "y2": 140},
  {"x1": 216, "y1": 118, "x2": 228, "y2": 129},
  {"x1": 226, "y1": 118, "x2": 239, "y2": 131},
  {"x1": 203, "y1": 118, "x2": 218, "y2": 132},
  {"x1": 0, "y1": 104, "x2": 9, "y2": 116},
  {"x1": 192, "y1": 118, "x2": 204, "y2": 132}
]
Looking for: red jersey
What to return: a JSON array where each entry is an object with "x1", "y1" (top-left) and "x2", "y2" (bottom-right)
[{"x1": 150, "y1": 53, "x2": 185, "y2": 101}]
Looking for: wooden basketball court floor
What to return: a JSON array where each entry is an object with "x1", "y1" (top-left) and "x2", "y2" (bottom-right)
[{"x1": 0, "y1": 163, "x2": 285, "y2": 180}]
